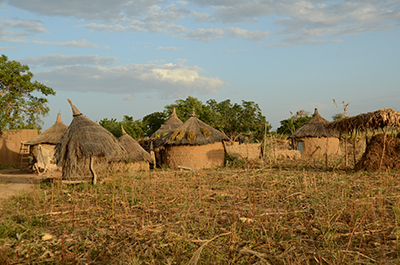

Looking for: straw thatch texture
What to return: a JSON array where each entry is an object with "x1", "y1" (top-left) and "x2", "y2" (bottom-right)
[
  {"x1": 151, "y1": 108, "x2": 183, "y2": 138},
  {"x1": 327, "y1": 108, "x2": 400, "y2": 132},
  {"x1": 55, "y1": 99, "x2": 127, "y2": 180},
  {"x1": 355, "y1": 134, "x2": 400, "y2": 171},
  {"x1": 26, "y1": 113, "x2": 68, "y2": 146},
  {"x1": 119, "y1": 126, "x2": 153, "y2": 164},
  {"x1": 289, "y1": 108, "x2": 339, "y2": 139},
  {"x1": 154, "y1": 110, "x2": 228, "y2": 147}
]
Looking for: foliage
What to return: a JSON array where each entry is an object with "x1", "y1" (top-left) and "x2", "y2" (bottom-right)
[
  {"x1": 276, "y1": 110, "x2": 311, "y2": 135},
  {"x1": 0, "y1": 55, "x2": 56, "y2": 132},
  {"x1": 100, "y1": 96, "x2": 271, "y2": 141},
  {"x1": 207, "y1": 99, "x2": 271, "y2": 141},
  {"x1": 141, "y1": 111, "x2": 167, "y2": 137},
  {"x1": 164, "y1": 96, "x2": 215, "y2": 124},
  {"x1": 99, "y1": 115, "x2": 145, "y2": 139}
]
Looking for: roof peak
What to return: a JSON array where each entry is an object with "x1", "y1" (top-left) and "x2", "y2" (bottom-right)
[
  {"x1": 190, "y1": 108, "x2": 197, "y2": 117},
  {"x1": 121, "y1": 125, "x2": 127, "y2": 135},
  {"x1": 56, "y1": 112, "x2": 62, "y2": 123},
  {"x1": 67, "y1": 99, "x2": 82, "y2": 117}
]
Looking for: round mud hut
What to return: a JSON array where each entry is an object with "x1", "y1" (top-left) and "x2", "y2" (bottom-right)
[
  {"x1": 289, "y1": 108, "x2": 340, "y2": 157},
  {"x1": 116, "y1": 126, "x2": 154, "y2": 171},
  {"x1": 25, "y1": 113, "x2": 68, "y2": 157},
  {"x1": 151, "y1": 108, "x2": 183, "y2": 139},
  {"x1": 55, "y1": 99, "x2": 127, "y2": 183},
  {"x1": 155, "y1": 109, "x2": 229, "y2": 170}
]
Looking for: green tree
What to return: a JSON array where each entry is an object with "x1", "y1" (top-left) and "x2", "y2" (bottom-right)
[
  {"x1": 141, "y1": 111, "x2": 167, "y2": 137},
  {"x1": 99, "y1": 116, "x2": 146, "y2": 139},
  {"x1": 206, "y1": 99, "x2": 270, "y2": 141},
  {"x1": 276, "y1": 110, "x2": 312, "y2": 135},
  {"x1": 0, "y1": 55, "x2": 56, "y2": 131},
  {"x1": 164, "y1": 96, "x2": 215, "y2": 124}
]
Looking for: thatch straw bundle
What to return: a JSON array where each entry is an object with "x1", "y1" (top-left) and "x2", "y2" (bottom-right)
[
  {"x1": 155, "y1": 109, "x2": 228, "y2": 147},
  {"x1": 151, "y1": 108, "x2": 183, "y2": 138},
  {"x1": 327, "y1": 108, "x2": 400, "y2": 132},
  {"x1": 26, "y1": 113, "x2": 68, "y2": 145},
  {"x1": 119, "y1": 126, "x2": 153, "y2": 163},
  {"x1": 200, "y1": 127, "x2": 211, "y2": 137},
  {"x1": 187, "y1": 130, "x2": 196, "y2": 141},
  {"x1": 55, "y1": 99, "x2": 127, "y2": 180},
  {"x1": 289, "y1": 108, "x2": 339, "y2": 139}
]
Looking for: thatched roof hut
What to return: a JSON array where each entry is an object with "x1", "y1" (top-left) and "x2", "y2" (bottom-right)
[
  {"x1": 327, "y1": 108, "x2": 400, "y2": 132},
  {"x1": 55, "y1": 99, "x2": 127, "y2": 183},
  {"x1": 117, "y1": 126, "x2": 153, "y2": 171},
  {"x1": 289, "y1": 108, "x2": 340, "y2": 157},
  {"x1": 155, "y1": 109, "x2": 228, "y2": 169},
  {"x1": 151, "y1": 108, "x2": 183, "y2": 138},
  {"x1": 26, "y1": 113, "x2": 68, "y2": 147}
]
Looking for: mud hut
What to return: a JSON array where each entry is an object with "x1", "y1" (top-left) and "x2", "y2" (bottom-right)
[
  {"x1": 55, "y1": 99, "x2": 127, "y2": 183},
  {"x1": 25, "y1": 113, "x2": 68, "y2": 157},
  {"x1": 151, "y1": 108, "x2": 183, "y2": 138},
  {"x1": 155, "y1": 109, "x2": 229, "y2": 169},
  {"x1": 289, "y1": 108, "x2": 340, "y2": 157},
  {"x1": 116, "y1": 126, "x2": 154, "y2": 171}
]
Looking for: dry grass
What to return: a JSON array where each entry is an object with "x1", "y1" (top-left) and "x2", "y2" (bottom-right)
[{"x1": 0, "y1": 160, "x2": 400, "y2": 264}]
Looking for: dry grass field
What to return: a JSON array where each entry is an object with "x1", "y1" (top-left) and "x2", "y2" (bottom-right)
[{"x1": 0, "y1": 158, "x2": 399, "y2": 264}]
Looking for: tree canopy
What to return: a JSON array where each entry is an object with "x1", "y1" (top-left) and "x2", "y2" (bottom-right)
[
  {"x1": 100, "y1": 96, "x2": 271, "y2": 142},
  {"x1": 0, "y1": 55, "x2": 55, "y2": 132},
  {"x1": 276, "y1": 110, "x2": 312, "y2": 135}
]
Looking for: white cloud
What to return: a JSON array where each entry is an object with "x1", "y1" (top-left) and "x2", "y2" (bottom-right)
[
  {"x1": 85, "y1": 23, "x2": 146, "y2": 33},
  {"x1": 225, "y1": 27, "x2": 270, "y2": 42},
  {"x1": 182, "y1": 28, "x2": 224, "y2": 42},
  {"x1": 34, "y1": 62, "x2": 229, "y2": 98},
  {"x1": 32, "y1": 39, "x2": 98, "y2": 48},
  {"x1": 157, "y1": 46, "x2": 184, "y2": 50},
  {"x1": 123, "y1": 94, "x2": 134, "y2": 101},
  {"x1": 21, "y1": 54, "x2": 118, "y2": 67}
]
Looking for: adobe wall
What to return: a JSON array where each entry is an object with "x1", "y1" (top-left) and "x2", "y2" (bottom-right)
[
  {"x1": 224, "y1": 143, "x2": 261, "y2": 160},
  {"x1": 0, "y1": 129, "x2": 38, "y2": 165},
  {"x1": 163, "y1": 142, "x2": 225, "y2": 169},
  {"x1": 296, "y1": 137, "x2": 340, "y2": 158}
]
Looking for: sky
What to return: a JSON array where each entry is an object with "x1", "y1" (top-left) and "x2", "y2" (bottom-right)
[{"x1": 1, "y1": 0, "x2": 399, "y2": 132}]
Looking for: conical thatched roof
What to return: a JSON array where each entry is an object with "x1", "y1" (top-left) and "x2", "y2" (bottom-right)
[
  {"x1": 55, "y1": 99, "x2": 127, "y2": 168},
  {"x1": 119, "y1": 126, "x2": 153, "y2": 163},
  {"x1": 151, "y1": 108, "x2": 183, "y2": 138},
  {"x1": 327, "y1": 108, "x2": 400, "y2": 132},
  {"x1": 26, "y1": 113, "x2": 68, "y2": 145},
  {"x1": 289, "y1": 108, "x2": 339, "y2": 139},
  {"x1": 155, "y1": 109, "x2": 228, "y2": 147}
]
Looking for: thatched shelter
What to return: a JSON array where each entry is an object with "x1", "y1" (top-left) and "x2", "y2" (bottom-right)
[
  {"x1": 328, "y1": 108, "x2": 400, "y2": 132},
  {"x1": 155, "y1": 109, "x2": 229, "y2": 169},
  {"x1": 151, "y1": 108, "x2": 183, "y2": 138},
  {"x1": 116, "y1": 126, "x2": 154, "y2": 171},
  {"x1": 327, "y1": 108, "x2": 400, "y2": 171},
  {"x1": 289, "y1": 108, "x2": 340, "y2": 157},
  {"x1": 55, "y1": 99, "x2": 127, "y2": 183},
  {"x1": 26, "y1": 113, "x2": 68, "y2": 157}
]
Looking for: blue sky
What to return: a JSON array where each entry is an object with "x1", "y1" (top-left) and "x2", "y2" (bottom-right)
[{"x1": 1, "y1": 0, "x2": 399, "y2": 131}]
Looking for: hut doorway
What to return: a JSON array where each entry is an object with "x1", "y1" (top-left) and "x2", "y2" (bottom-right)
[{"x1": 297, "y1": 141, "x2": 304, "y2": 155}]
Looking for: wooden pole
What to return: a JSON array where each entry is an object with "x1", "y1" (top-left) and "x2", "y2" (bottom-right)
[
  {"x1": 325, "y1": 137, "x2": 328, "y2": 169},
  {"x1": 263, "y1": 123, "x2": 267, "y2": 159},
  {"x1": 379, "y1": 128, "x2": 388, "y2": 171},
  {"x1": 345, "y1": 129, "x2": 348, "y2": 168},
  {"x1": 352, "y1": 130, "x2": 356, "y2": 166},
  {"x1": 90, "y1": 156, "x2": 98, "y2": 185}
]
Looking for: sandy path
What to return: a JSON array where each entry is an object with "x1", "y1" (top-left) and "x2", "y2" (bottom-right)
[{"x1": 0, "y1": 169, "x2": 51, "y2": 201}]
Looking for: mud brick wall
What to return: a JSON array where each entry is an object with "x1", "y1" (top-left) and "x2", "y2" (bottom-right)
[
  {"x1": 163, "y1": 142, "x2": 225, "y2": 169},
  {"x1": 0, "y1": 129, "x2": 38, "y2": 165},
  {"x1": 225, "y1": 143, "x2": 261, "y2": 160}
]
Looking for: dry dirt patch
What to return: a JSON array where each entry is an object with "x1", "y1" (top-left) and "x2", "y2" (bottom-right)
[{"x1": 0, "y1": 169, "x2": 58, "y2": 201}]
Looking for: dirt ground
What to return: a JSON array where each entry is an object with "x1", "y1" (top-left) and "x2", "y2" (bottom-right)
[{"x1": 0, "y1": 169, "x2": 60, "y2": 201}]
